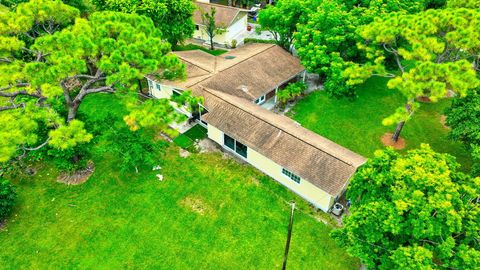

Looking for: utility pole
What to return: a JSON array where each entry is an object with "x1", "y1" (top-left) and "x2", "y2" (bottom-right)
[{"x1": 282, "y1": 201, "x2": 296, "y2": 270}]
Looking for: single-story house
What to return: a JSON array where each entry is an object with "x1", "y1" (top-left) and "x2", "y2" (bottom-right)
[
  {"x1": 146, "y1": 43, "x2": 366, "y2": 212},
  {"x1": 193, "y1": 1, "x2": 249, "y2": 47}
]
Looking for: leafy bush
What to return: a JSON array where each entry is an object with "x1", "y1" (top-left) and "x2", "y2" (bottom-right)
[
  {"x1": 277, "y1": 82, "x2": 307, "y2": 106},
  {"x1": 230, "y1": 39, "x2": 237, "y2": 49},
  {"x1": 243, "y1": 38, "x2": 276, "y2": 44},
  {"x1": 0, "y1": 179, "x2": 16, "y2": 222}
]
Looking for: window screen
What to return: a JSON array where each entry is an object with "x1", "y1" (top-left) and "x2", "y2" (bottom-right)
[{"x1": 282, "y1": 168, "x2": 301, "y2": 183}]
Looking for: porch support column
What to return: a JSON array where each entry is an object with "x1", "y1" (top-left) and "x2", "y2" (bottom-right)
[{"x1": 274, "y1": 86, "x2": 279, "y2": 104}]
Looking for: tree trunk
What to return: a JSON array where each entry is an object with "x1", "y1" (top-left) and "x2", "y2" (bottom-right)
[
  {"x1": 67, "y1": 102, "x2": 80, "y2": 123},
  {"x1": 137, "y1": 78, "x2": 143, "y2": 92},
  {"x1": 391, "y1": 121, "x2": 405, "y2": 142},
  {"x1": 210, "y1": 37, "x2": 214, "y2": 51}
]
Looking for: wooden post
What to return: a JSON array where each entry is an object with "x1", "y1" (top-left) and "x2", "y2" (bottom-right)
[{"x1": 282, "y1": 201, "x2": 296, "y2": 270}]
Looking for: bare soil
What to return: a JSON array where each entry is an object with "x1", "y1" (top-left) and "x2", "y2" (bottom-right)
[
  {"x1": 416, "y1": 96, "x2": 432, "y2": 103},
  {"x1": 440, "y1": 115, "x2": 449, "y2": 129},
  {"x1": 381, "y1": 133, "x2": 406, "y2": 150},
  {"x1": 57, "y1": 161, "x2": 95, "y2": 185}
]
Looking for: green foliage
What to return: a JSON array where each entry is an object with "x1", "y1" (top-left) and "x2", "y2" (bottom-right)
[
  {"x1": 243, "y1": 38, "x2": 276, "y2": 44},
  {"x1": 445, "y1": 89, "x2": 480, "y2": 176},
  {"x1": 94, "y1": 0, "x2": 195, "y2": 46},
  {"x1": 200, "y1": 7, "x2": 226, "y2": 50},
  {"x1": 0, "y1": 179, "x2": 16, "y2": 222},
  {"x1": 0, "y1": 1, "x2": 185, "y2": 163},
  {"x1": 344, "y1": 7, "x2": 480, "y2": 138},
  {"x1": 276, "y1": 81, "x2": 306, "y2": 105},
  {"x1": 101, "y1": 125, "x2": 167, "y2": 173},
  {"x1": 332, "y1": 145, "x2": 480, "y2": 269},
  {"x1": 447, "y1": 0, "x2": 480, "y2": 8},
  {"x1": 48, "y1": 120, "x2": 93, "y2": 150},
  {"x1": 258, "y1": 0, "x2": 307, "y2": 51},
  {"x1": 293, "y1": 0, "x2": 427, "y2": 99}
]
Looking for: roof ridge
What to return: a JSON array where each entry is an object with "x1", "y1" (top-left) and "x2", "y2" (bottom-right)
[
  {"x1": 216, "y1": 44, "x2": 276, "y2": 73},
  {"x1": 202, "y1": 87, "x2": 364, "y2": 167}
]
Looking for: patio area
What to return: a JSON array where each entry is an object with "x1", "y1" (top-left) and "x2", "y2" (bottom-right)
[{"x1": 261, "y1": 97, "x2": 276, "y2": 110}]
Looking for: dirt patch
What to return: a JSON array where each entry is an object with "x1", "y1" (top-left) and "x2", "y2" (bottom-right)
[
  {"x1": 247, "y1": 176, "x2": 261, "y2": 187},
  {"x1": 440, "y1": 115, "x2": 449, "y2": 129},
  {"x1": 0, "y1": 220, "x2": 6, "y2": 231},
  {"x1": 197, "y1": 138, "x2": 221, "y2": 153},
  {"x1": 381, "y1": 133, "x2": 406, "y2": 150},
  {"x1": 416, "y1": 96, "x2": 432, "y2": 103},
  {"x1": 57, "y1": 161, "x2": 95, "y2": 185},
  {"x1": 179, "y1": 148, "x2": 191, "y2": 158},
  {"x1": 180, "y1": 196, "x2": 214, "y2": 216}
]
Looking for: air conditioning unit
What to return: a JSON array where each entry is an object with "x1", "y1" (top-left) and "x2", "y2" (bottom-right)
[{"x1": 332, "y1": 203, "x2": 344, "y2": 216}]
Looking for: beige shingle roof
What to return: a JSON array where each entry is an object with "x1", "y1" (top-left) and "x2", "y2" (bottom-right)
[
  {"x1": 149, "y1": 43, "x2": 305, "y2": 100},
  {"x1": 193, "y1": 2, "x2": 247, "y2": 27},
  {"x1": 200, "y1": 87, "x2": 367, "y2": 196}
]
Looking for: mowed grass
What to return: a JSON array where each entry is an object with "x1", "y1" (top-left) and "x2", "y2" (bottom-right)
[
  {"x1": 0, "y1": 95, "x2": 358, "y2": 269},
  {"x1": 289, "y1": 77, "x2": 472, "y2": 169}
]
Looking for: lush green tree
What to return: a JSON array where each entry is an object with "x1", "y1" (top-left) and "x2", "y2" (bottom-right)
[
  {"x1": 2, "y1": 0, "x2": 95, "y2": 15},
  {"x1": 345, "y1": 7, "x2": 480, "y2": 142},
  {"x1": 447, "y1": 0, "x2": 480, "y2": 8},
  {"x1": 445, "y1": 89, "x2": 480, "y2": 176},
  {"x1": 0, "y1": 179, "x2": 16, "y2": 222},
  {"x1": 200, "y1": 7, "x2": 226, "y2": 51},
  {"x1": 294, "y1": 0, "x2": 427, "y2": 99},
  {"x1": 94, "y1": 0, "x2": 195, "y2": 46},
  {"x1": 0, "y1": 1, "x2": 186, "y2": 163},
  {"x1": 332, "y1": 145, "x2": 480, "y2": 269},
  {"x1": 258, "y1": 0, "x2": 308, "y2": 51}
]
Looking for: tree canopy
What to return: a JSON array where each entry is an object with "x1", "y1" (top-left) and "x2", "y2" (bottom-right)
[
  {"x1": 0, "y1": 0, "x2": 185, "y2": 163},
  {"x1": 258, "y1": 0, "x2": 307, "y2": 51},
  {"x1": 344, "y1": 6, "x2": 480, "y2": 141},
  {"x1": 332, "y1": 145, "x2": 480, "y2": 269},
  {"x1": 94, "y1": 0, "x2": 196, "y2": 46},
  {"x1": 445, "y1": 89, "x2": 480, "y2": 176}
]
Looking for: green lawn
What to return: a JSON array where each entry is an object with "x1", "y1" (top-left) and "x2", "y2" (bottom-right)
[
  {"x1": 0, "y1": 95, "x2": 358, "y2": 269},
  {"x1": 173, "y1": 124, "x2": 208, "y2": 151},
  {"x1": 289, "y1": 77, "x2": 472, "y2": 169},
  {"x1": 174, "y1": 43, "x2": 228, "y2": 56}
]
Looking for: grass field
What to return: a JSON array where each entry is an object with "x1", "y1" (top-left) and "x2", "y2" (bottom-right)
[
  {"x1": 289, "y1": 77, "x2": 472, "y2": 169},
  {"x1": 0, "y1": 95, "x2": 358, "y2": 269}
]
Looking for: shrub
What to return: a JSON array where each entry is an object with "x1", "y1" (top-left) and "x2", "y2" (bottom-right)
[
  {"x1": 231, "y1": 39, "x2": 237, "y2": 49},
  {"x1": 277, "y1": 82, "x2": 307, "y2": 106},
  {"x1": 244, "y1": 38, "x2": 276, "y2": 44},
  {"x1": 0, "y1": 179, "x2": 16, "y2": 222}
]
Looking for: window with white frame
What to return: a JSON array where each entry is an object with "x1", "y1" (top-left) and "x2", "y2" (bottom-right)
[
  {"x1": 223, "y1": 134, "x2": 248, "y2": 158},
  {"x1": 147, "y1": 80, "x2": 152, "y2": 89},
  {"x1": 255, "y1": 95, "x2": 266, "y2": 104},
  {"x1": 282, "y1": 168, "x2": 301, "y2": 183},
  {"x1": 156, "y1": 83, "x2": 161, "y2": 91}
]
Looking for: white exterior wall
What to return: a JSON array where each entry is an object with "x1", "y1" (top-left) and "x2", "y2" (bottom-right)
[
  {"x1": 207, "y1": 124, "x2": 335, "y2": 212},
  {"x1": 226, "y1": 13, "x2": 247, "y2": 42},
  {"x1": 147, "y1": 79, "x2": 191, "y2": 116},
  {"x1": 193, "y1": 13, "x2": 248, "y2": 46}
]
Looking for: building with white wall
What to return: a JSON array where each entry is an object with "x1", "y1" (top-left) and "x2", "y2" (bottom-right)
[
  {"x1": 146, "y1": 43, "x2": 366, "y2": 212},
  {"x1": 193, "y1": 1, "x2": 248, "y2": 47}
]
